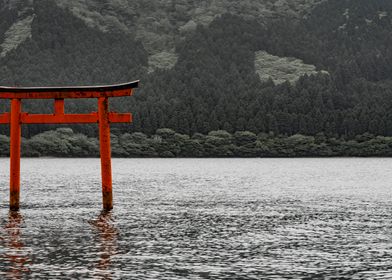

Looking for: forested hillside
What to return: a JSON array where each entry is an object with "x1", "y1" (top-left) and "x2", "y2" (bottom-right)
[
  {"x1": 1, "y1": 0, "x2": 392, "y2": 145},
  {"x1": 131, "y1": 0, "x2": 392, "y2": 138}
]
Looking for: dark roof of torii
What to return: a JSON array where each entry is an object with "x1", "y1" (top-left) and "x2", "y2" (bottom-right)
[
  {"x1": 0, "y1": 80, "x2": 139, "y2": 99},
  {"x1": 0, "y1": 80, "x2": 139, "y2": 93}
]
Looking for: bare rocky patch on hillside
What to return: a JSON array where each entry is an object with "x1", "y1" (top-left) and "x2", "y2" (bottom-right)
[
  {"x1": 53, "y1": 0, "x2": 324, "y2": 72},
  {"x1": 255, "y1": 51, "x2": 328, "y2": 85}
]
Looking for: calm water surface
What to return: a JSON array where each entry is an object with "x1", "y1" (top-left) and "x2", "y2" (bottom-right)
[{"x1": 1, "y1": 158, "x2": 392, "y2": 279}]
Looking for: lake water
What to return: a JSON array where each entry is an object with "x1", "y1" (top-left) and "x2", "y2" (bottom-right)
[{"x1": 0, "y1": 158, "x2": 392, "y2": 279}]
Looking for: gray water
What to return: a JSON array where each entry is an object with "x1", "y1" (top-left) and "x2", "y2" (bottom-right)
[{"x1": 0, "y1": 158, "x2": 392, "y2": 279}]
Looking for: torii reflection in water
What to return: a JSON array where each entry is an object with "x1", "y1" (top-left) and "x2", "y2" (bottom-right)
[
  {"x1": 89, "y1": 211, "x2": 119, "y2": 279},
  {"x1": 0, "y1": 211, "x2": 31, "y2": 279}
]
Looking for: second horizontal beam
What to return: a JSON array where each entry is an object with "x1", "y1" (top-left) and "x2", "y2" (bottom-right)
[{"x1": 0, "y1": 112, "x2": 132, "y2": 124}]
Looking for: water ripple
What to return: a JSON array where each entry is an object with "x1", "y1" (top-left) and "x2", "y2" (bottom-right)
[{"x1": 0, "y1": 158, "x2": 392, "y2": 279}]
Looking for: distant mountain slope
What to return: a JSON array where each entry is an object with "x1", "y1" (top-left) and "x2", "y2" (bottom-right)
[
  {"x1": 1, "y1": 0, "x2": 392, "y2": 139},
  {"x1": 0, "y1": 0, "x2": 147, "y2": 87},
  {"x1": 53, "y1": 0, "x2": 324, "y2": 71},
  {"x1": 131, "y1": 0, "x2": 392, "y2": 136},
  {"x1": 1, "y1": 0, "x2": 324, "y2": 72},
  {"x1": 53, "y1": 0, "x2": 324, "y2": 43},
  {"x1": 0, "y1": 14, "x2": 33, "y2": 57},
  {"x1": 303, "y1": 0, "x2": 392, "y2": 82}
]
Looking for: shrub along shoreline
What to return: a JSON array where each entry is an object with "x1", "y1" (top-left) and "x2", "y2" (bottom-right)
[{"x1": 1, "y1": 128, "x2": 392, "y2": 158}]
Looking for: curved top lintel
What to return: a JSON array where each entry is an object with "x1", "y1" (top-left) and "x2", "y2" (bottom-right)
[
  {"x1": 0, "y1": 80, "x2": 139, "y2": 93},
  {"x1": 0, "y1": 80, "x2": 139, "y2": 99}
]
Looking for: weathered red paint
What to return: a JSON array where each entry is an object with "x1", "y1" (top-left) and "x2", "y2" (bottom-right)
[
  {"x1": 10, "y1": 99, "x2": 21, "y2": 211},
  {"x1": 0, "y1": 81, "x2": 139, "y2": 211},
  {"x1": 0, "y1": 112, "x2": 132, "y2": 124},
  {"x1": 98, "y1": 97, "x2": 113, "y2": 210},
  {"x1": 54, "y1": 99, "x2": 65, "y2": 115}
]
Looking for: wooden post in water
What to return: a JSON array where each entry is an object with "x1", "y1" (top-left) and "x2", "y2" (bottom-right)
[
  {"x1": 0, "y1": 81, "x2": 139, "y2": 211},
  {"x1": 10, "y1": 99, "x2": 21, "y2": 211},
  {"x1": 98, "y1": 97, "x2": 113, "y2": 211}
]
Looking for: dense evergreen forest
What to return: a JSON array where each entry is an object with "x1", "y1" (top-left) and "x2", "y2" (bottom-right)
[
  {"x1": 2, "y1": 128, "x2": 392, "y2": 158},
  {"x1": 1, "y1": 0, "x2": 392, "y2": 156}
]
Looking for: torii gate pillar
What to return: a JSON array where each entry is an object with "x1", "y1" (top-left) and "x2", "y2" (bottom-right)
[
  {"x1": 0, "y1": 81, "x2": 139, "y2": 211},
  {"x1": 98, "y1": 97, "x2": 113, "y2": 210},
  {"x1": 10, "y1": 99, "x2": 21, "y2": 211}
]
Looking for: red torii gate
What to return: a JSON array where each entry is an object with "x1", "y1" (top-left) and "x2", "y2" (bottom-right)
[{"x1": 0, "y1": 81, "x2": 139, "y2": 211}]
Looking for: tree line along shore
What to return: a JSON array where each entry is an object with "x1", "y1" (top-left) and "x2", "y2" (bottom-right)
[{"x1": 1, "y1": 128, "x2": 392, "y2": 158}]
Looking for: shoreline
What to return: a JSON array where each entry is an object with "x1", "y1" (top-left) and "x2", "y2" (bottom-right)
[{"x1": 2, "y1": 128, "x2": 392, "y2": 158}]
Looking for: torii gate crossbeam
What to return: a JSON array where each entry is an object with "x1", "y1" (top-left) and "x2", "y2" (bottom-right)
[{"x1": 0, "y1": 80, "x2": 139, "y2": 211}]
